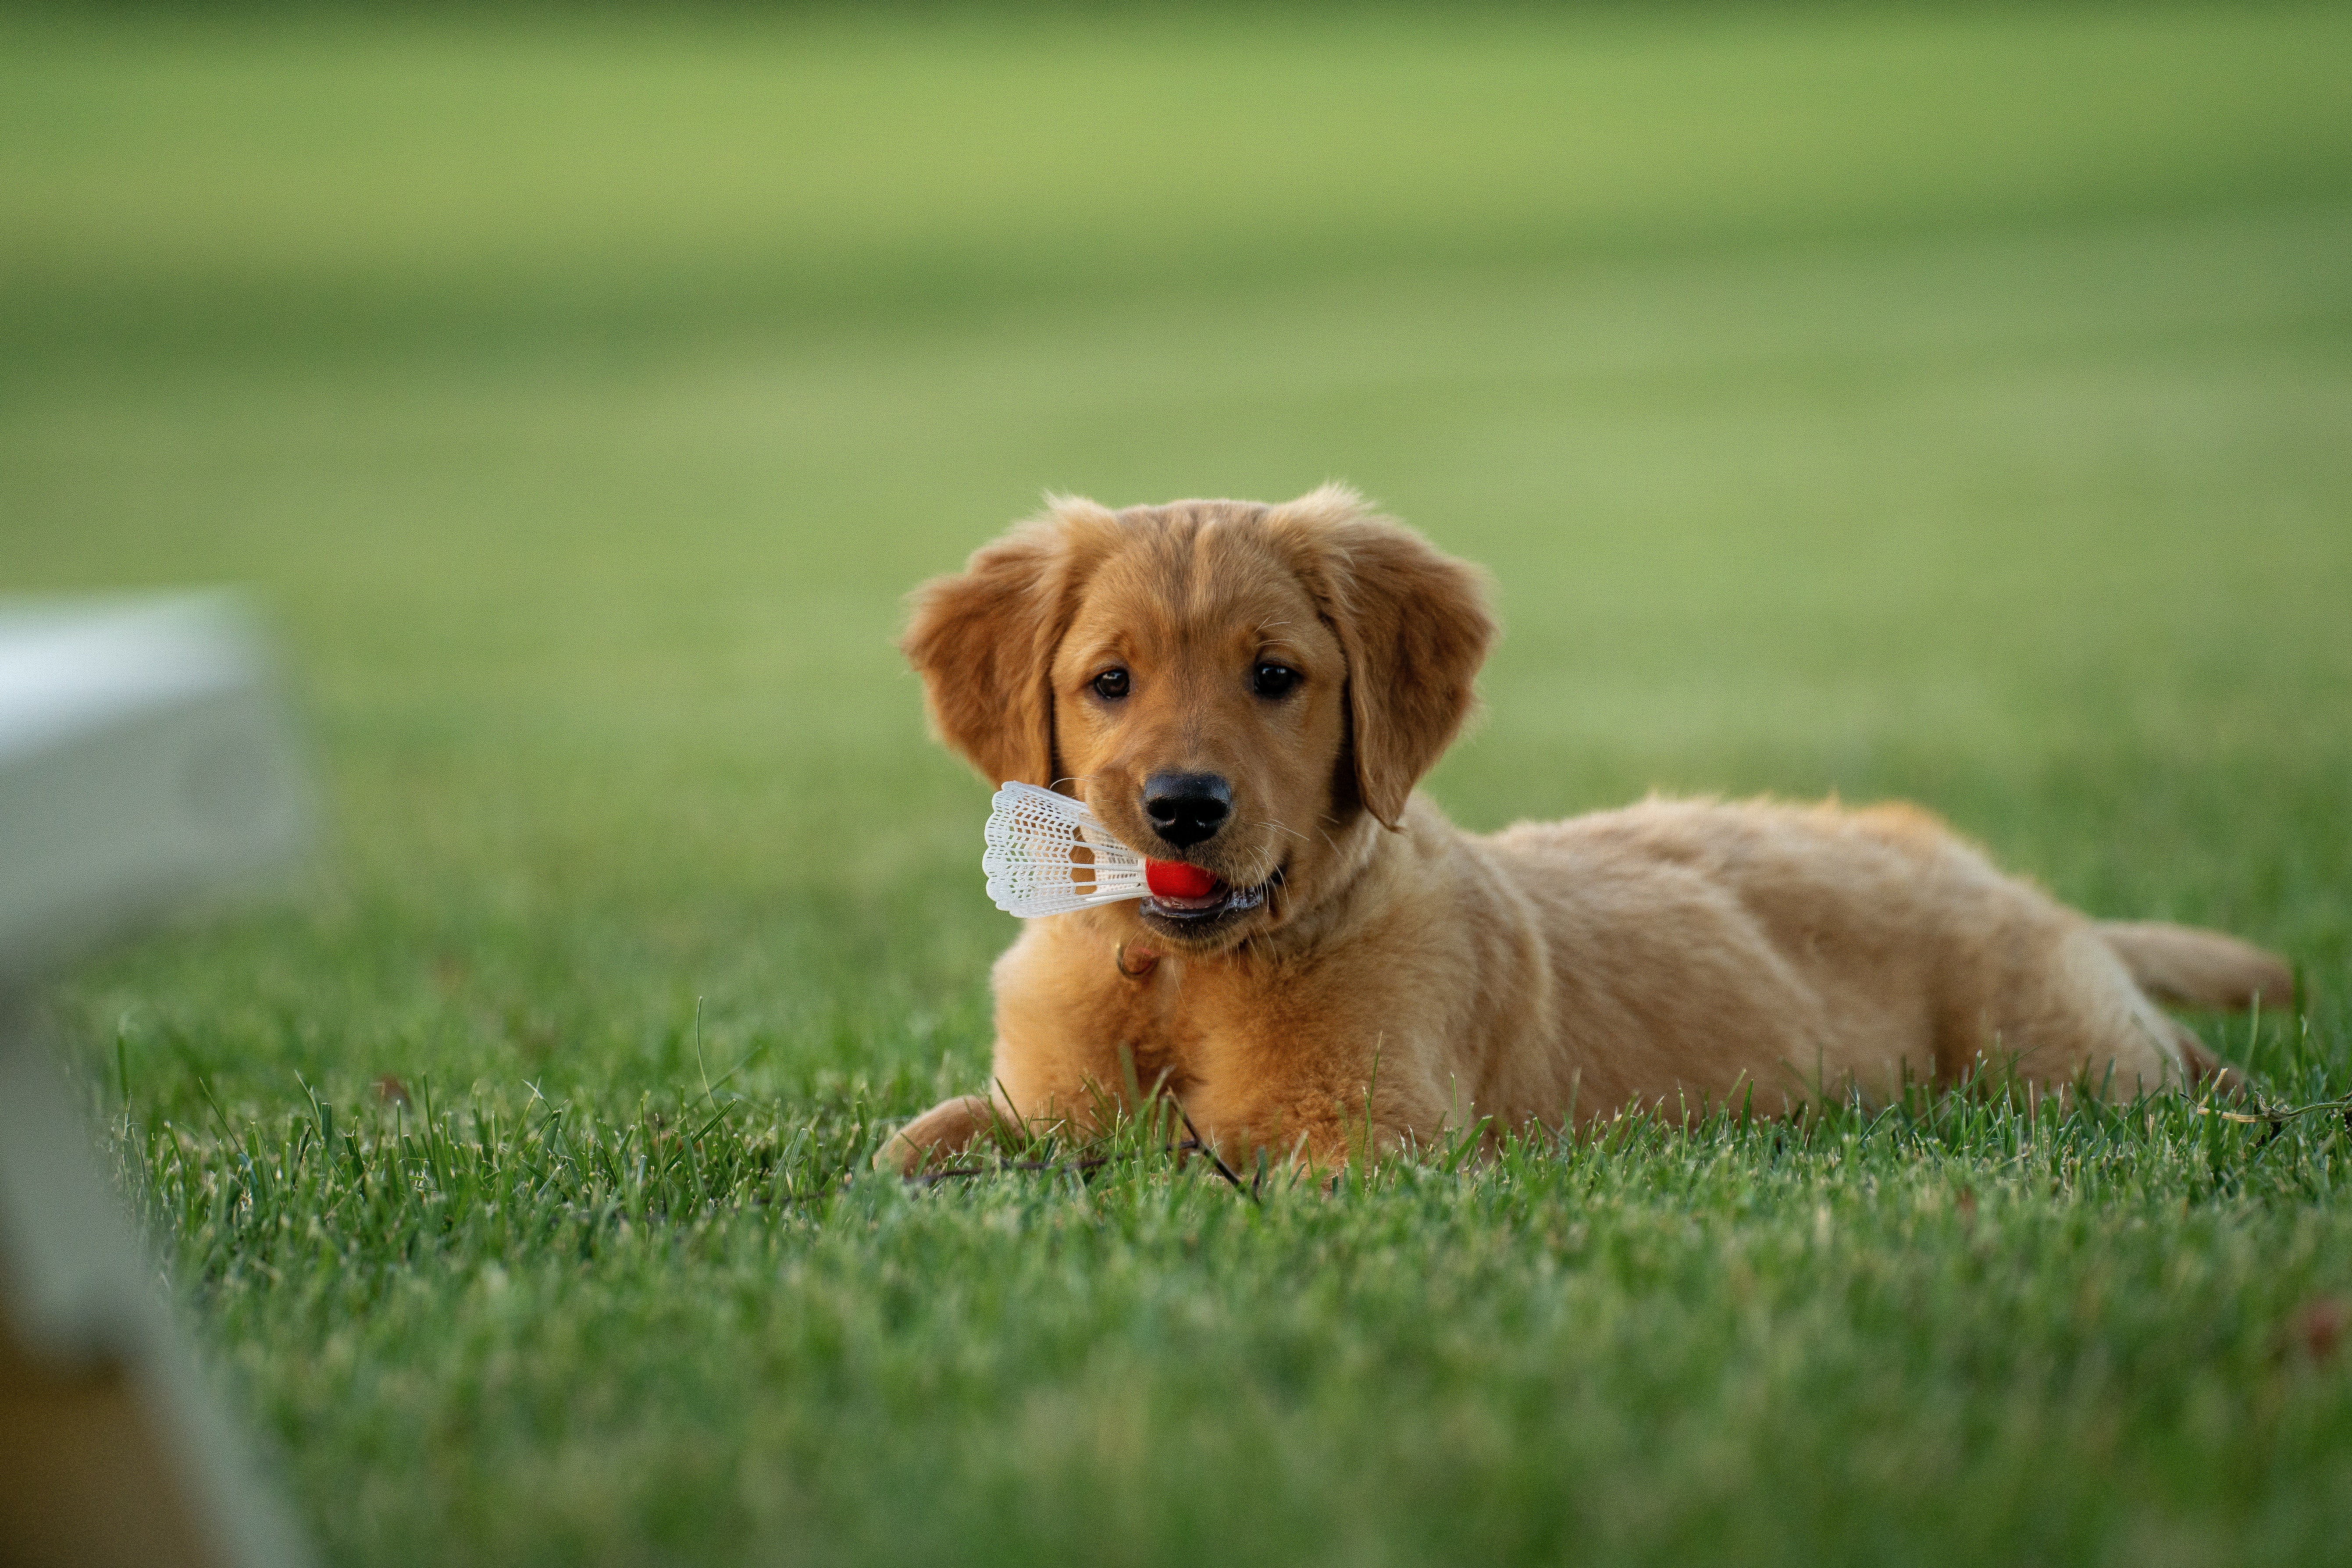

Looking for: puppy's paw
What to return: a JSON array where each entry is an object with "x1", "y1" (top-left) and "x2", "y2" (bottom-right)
[{"x1": 873, "y1": 1094, "x2": 998, "y2": 1176}]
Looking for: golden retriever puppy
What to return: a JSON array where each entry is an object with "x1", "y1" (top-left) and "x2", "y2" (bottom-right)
[{"x1": 881, "y1": 486, "x2": 2292, "y2": 1173}]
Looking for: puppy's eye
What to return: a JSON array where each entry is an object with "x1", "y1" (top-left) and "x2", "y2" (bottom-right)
[
  {"x1": 1252, "y1": 663, "x2": 1302, "y2": 698},
  {"x1": 1092, "y1": 668, "x2": 1130, "y2": 700}
]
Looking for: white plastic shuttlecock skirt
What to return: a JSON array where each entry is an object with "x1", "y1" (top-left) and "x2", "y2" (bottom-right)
[{"x1": 982, "y1": 782, "x2": 1148, "y2": 918}]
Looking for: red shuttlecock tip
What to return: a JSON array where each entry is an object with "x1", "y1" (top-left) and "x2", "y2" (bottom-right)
[{"x1": 1144, "y1": 859, "x2": 1220, "y2": 899}]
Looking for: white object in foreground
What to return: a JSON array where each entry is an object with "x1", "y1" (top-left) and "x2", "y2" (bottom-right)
[
  {"x1": 0, "y1": 595, "x2": 308, "y2": 980},
  {"x1": 982, "y1": 781, "x2": 1147, "y2": 917},
  {"x1": 0, "y1": 593, "x2": 314, "y2": 1568}
]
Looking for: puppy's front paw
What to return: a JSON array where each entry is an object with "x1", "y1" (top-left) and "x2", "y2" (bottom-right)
[{"x1": 873, "y1": 1094, "x2": 999, "y2": 1176}]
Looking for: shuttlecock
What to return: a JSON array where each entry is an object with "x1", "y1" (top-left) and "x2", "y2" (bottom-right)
[
  {"x1": 983, "y1": 782, "x2": 1147, "y2": 917},
  {"x1": 982, "y1": 783, "x2": 1226, "y2": 918}
]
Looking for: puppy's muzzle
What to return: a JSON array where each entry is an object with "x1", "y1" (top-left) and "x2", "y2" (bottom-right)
[{"x1": 1144, "y1": 771, "x2": 1231, "y2": 849}]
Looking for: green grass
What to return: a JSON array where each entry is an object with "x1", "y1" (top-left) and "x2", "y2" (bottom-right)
[{"x1": 5, "y1": 5, "x2": 2352, "y2": 1564}]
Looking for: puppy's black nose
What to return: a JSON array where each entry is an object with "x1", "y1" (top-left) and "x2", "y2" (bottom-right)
[{"x1": 1143, "y1": 772, "x2": 1232, "y2": 848}]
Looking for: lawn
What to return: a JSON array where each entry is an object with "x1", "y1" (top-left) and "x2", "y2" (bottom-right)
[{"x1": 4, "y1": 4, "x2": 2352, "y2": 1564}]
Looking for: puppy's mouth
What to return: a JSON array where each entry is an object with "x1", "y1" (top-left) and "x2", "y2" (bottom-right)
[{"x1": 1139, "y1": 862, "x2": 1283, "y2": 932}]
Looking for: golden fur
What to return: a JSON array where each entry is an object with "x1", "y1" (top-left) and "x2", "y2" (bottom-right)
[{"x1": 882, "y1": 486, "x2": 2294, "y2": 1172}]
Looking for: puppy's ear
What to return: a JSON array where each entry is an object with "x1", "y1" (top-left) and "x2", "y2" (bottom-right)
[
  {"x1": 1271, "y1": 485, "x2": 1496, "y2": 829},
  {"x1": 902, "y1": 497, "x2": 1119, "y2": 788}
]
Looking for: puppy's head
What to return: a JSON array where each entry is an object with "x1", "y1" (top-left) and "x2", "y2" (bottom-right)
[{"x1": 904, "y1": 485, "x2": 1494, "y2": 953}]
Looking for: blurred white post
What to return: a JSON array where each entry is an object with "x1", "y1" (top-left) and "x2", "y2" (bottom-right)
[{"x1": 0, "y1": 595, "x2": 314, "y2": 1568}]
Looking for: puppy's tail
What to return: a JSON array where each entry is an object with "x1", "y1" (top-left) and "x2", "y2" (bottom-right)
[{"x1": 2096, "y1": 921, "x2": 2295, "y2": 1012}]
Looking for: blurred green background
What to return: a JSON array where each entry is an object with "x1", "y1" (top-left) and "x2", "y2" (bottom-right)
[{"x1": 5, "y1": 4, "x2": 2352, "y2": 1563}]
